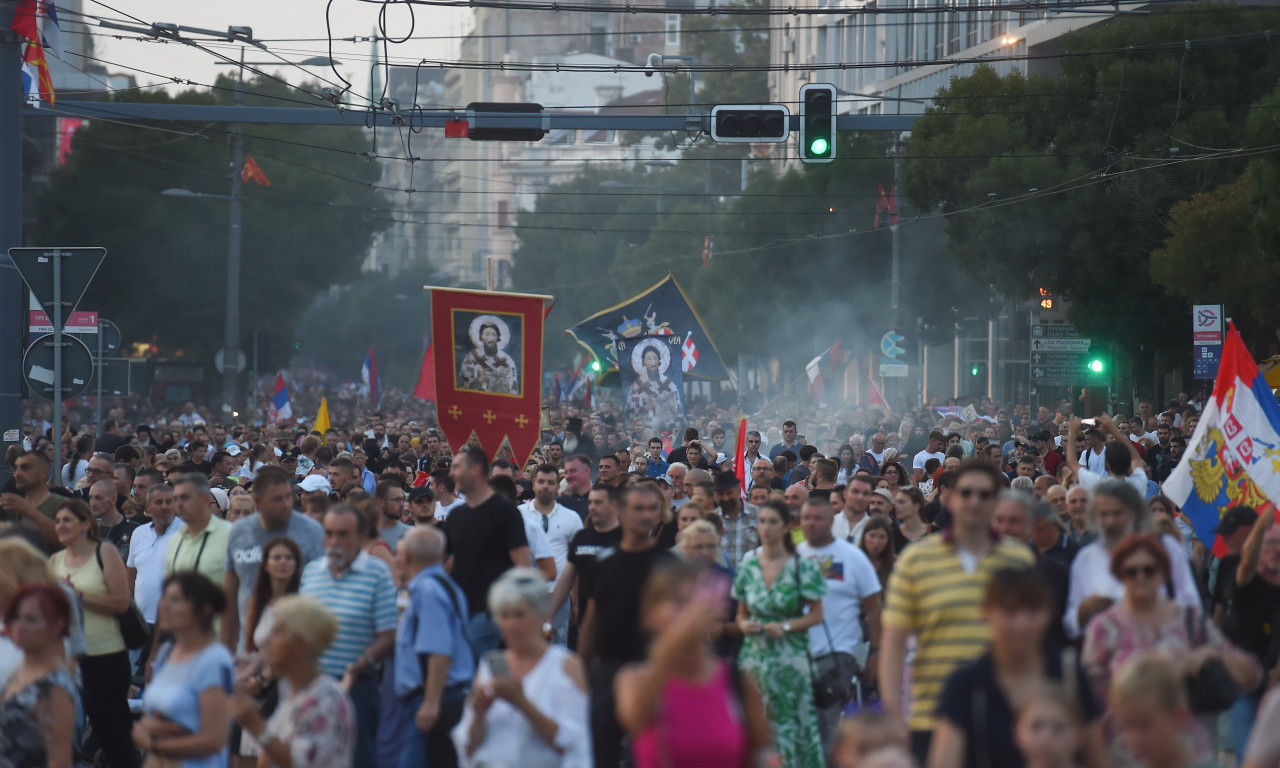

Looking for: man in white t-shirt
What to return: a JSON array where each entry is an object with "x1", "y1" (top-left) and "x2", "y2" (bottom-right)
[
  {"x1": 798, "y1": 496, "x2": 882, "y2": 757},
  {"x1": 519, "y1": 464, "x2": 584, "y2": 643},
  {"x1": 911, "y1": 431, "x2": 947, "y2": 483},
  {"x1": 1065, "y1": 415, "x2": 1150, "y2": 497}
]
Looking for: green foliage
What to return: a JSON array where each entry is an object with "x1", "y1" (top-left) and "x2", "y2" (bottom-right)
[
  {"x1": 1151, "y1": 80, "x2": 1280, "y2": 337},
  {"x1": 901, "y1": 4, "x2": 1280, "y2": 369},
  {"x1": 295, "y1": 263, "x2": 434, "y2": 389},
  {"x1": 32, "y1": 76, "x2": 390, "y2": 369},
  {"x1": 513, "y1": 131, "x2": 986, "y2": 372}
]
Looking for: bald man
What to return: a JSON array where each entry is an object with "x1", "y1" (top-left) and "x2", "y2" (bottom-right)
[
  {"x1": 1065, "y1": 485, "x2": 1093, "y2": 545},
  {"x1": 1045, "y1": 484, "x2": 1068, "y2": 523},
  {"x1": 90, "y1": 478, "x2": 137, "y2": 561},
  {"x1": 394, "y1": 526, "x2": 473, "y2": 768}
]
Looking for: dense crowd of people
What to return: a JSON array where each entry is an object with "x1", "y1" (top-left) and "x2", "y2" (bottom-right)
[{"x1": 2, "y1": 386, "x2": 1280, "y2": 768}]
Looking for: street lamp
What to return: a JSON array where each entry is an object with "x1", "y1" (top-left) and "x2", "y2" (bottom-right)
[{"x1": 162, "y1": 183, "x2": 243, "y2": 419}]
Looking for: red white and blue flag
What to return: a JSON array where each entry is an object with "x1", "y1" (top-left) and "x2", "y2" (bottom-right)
[
  {"x1": 362, "y1": 347, "x2": 381, "y2": 410},
  {"x1": 1165, "y1": 323, "x2": 1280, "y2": 555},
  {"x1": 268, "y1": 374, "x2": 292, "y2": 423},
  {"x1": 804, "y1": 340, "x2": 843, "y2": 398},
  {"x1": 12, "y1": 1, "x2": 58, "y2": 106}
]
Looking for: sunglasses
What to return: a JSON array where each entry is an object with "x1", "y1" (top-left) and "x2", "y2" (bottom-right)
[
  {"x1": 957, "y1": 488, "x2": 994, "y2": 500},
  {"x1": 1121, "y1": 564, "x2": 1160, "y2": 580}
]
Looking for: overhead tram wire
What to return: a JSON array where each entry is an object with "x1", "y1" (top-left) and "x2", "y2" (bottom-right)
[{"x1": 351, "y1": 0, "x2": 1179, "y2": 17}]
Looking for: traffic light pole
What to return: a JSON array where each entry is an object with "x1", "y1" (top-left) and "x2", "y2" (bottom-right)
[{"x1": 0, "y1": 14, "x2": 24, "y2": 484}]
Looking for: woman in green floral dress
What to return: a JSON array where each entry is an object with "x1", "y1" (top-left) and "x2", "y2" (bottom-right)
[{"x1": 732, "y1": 500, "x2": 827, "y2": 768}]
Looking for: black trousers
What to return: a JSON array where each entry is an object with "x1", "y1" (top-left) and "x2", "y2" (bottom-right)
[
  {"x1": 910, "y1": 729, "x2": 933, "y2": 766},
  {"x1": 81, "y1": 650, "x2": 140, "y2": 768},
  {"x1": 590, "y1": 658, "x2": 629, "y2": 768},
  {"x1": 428, "y1": 697, "x2": 466, "y2": 768}
]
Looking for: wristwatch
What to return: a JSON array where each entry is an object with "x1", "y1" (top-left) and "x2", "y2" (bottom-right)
[{"x1": 781, "y1": 621, "x2": 793, "y2": 633}]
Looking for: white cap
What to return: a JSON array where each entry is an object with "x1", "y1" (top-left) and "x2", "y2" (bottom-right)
[{"x1": 298, "y1": 475, "x2": 332, "y2": 494}]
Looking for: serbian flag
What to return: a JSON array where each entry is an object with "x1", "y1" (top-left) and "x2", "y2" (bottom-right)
[
  {"x1": 268, "y1": 374, "x2": 292, "y2": 423},
  {"x1": 414, "y1": 342, "x2": 436, "y2": 401},
  {"x1": 804, "y1": 341, "x2": 842, "y2": 398},
  {"x1": 362, "y1": 348, "x2": 380, "y2": 410},
  {"x1": 241, "y1": 155, "x2": 271, "y2": 187},
  {"x1": 1165, "y1": 323, "x2": 1280, "y2": 556}
]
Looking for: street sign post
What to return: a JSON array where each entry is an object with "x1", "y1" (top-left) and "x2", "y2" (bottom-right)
[
  {"x1": 1192, "y1": 304, "x2": 1224, "y2": 380},
  {"x1": 8, "y1": 247, "x2": 106, "y2": 485},
  {"x1": 92, "y1": 318, "x2": 122, "y2": 438},
  {"x1": 23, "y1": 334, "x2": 93, "y2": 401},
  {"x1": 1028, "y1": 322, "x2": 1092, "y2": 386}
]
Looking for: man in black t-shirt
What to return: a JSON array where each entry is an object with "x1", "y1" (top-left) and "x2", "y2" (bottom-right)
[
  {"x1": 1211, "y1": 506, "x2": 1257, "y2": 626},
  {"x1": 550, "y1": 483, "x2": 623, "y2": 650},
  {"x1": 441, "y1": 446, "x2": 532, "y2": 658},
  {"x1": 1223, "y1": 509, "x2": 1280, "y2": 757},
  {"x1": 578, "y1": 482, "x2": 676, "y2": 768}
]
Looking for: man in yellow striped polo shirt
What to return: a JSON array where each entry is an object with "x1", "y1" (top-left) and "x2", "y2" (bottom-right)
[{"x1": 879, "y1": 459, "x2": 1034, "y2": 764}]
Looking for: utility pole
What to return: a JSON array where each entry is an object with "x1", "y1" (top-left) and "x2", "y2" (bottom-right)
[
  {"x1": 0, "y1": 5, "x2": 26, "y2": 481},
  {"x1": 221, "y1": 47, "x2": 245, "y2": 421},
  {"x1": 889, "y1": 133, "x2": 903, "y2": 334}
]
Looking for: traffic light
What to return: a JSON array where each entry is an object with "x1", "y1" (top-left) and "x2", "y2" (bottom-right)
[
  {"x1": 462, "y1": 102, "x2": 548, "y2": 142},
  {"x1": 710, "y1": 105, "x2": 790, "y2": 143},
  {"x1": 590, "y1": 360, "x2": 602, "y2": 373},
  {"x1": 1088, "y1": 358, "x2": 1105, "y2": 374},
  {"x1": 800, "y1": 83, "x2": 837, "y2": 164}
]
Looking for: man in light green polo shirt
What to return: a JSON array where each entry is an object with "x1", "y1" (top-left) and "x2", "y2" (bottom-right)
[{"x1": 166, "y1": 472, "x2": 231, "y2": 587}]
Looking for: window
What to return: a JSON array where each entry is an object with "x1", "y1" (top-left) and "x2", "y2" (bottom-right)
[
  {"x1": 497, "y1": 200, "x2": 512, "y2": 228},
  {"x1": 665, "y1": 14, "x2": 680, "y2": 46}
]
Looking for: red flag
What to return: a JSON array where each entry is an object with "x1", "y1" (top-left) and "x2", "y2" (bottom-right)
[
  {"x1": 734, "y1": 416, "x2": 748, "y2": 499},
  {"x1": 868, "y1": 376, "x2": 893, "y2": 414},
  {"x1": 584, "y1": 379, "x2": 592, "y2": 409},
  {"x1": 241, "y1": 155, "x2": 271, "y2": 187},
  {"x1": 887, "y1": 185, "x2": 899, "y2": 225},
  {"x1": 414, "y1": 342, "x2": 436, "y2": 400},
  {"x1": 430, "y1": 287, "x2": 547, "y2": 465},
  {"x1": 10, "y1": 0, "x2": 38, "y2": 40},
  {"x1": 874, "y1": 184, "x2": 888, "y2": 229},
  {"x1": 22, "y1": 39, "x2": 54, "y2": 105}
]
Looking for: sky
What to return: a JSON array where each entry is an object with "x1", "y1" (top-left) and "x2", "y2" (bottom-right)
[{"x1": 76, "y1": 0, "x2": 470, "y2": 106}]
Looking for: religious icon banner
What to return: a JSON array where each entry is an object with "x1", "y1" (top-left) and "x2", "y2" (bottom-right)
[
  {"x1": 617, "y1": 334, "x2": 689, "y2": 436},
  {"x1": 430, "y1": 287, "x2": 548, "y2": 464}
]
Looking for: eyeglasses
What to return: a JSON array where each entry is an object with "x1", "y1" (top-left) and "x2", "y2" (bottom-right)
[
  {"x1": 957, "y1": 488, "x2": 994, "y2": 500},
  {"x1": 1121, "y1": 564, "x2": 1160, "y2": 580}
]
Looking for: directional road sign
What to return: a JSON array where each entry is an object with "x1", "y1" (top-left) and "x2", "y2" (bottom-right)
[
  {"x1": 23, "y1": 334, "x2": 94, "y2": 400},
  {"x1": 1029, "y1": 338, "x2": 1091, "y2": 353},
  {"x1": 8, "y1": 247, "x2": 106, "y2": 331},
  {"x1": 1030, "y1": 323, "x2": 1083, "y2": 339},
  {"x1": 1029, "y1": 351, "x2": 1088, "y2": 368},
  {"x1": 879, "y1": 361, "x2": 909, "y2": 378},
  {"x1": 881, "y1": 332, "x2": 906, "y2": 358}
]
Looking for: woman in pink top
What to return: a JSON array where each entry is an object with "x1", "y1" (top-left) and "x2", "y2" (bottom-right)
[{"x1": 616, "y1": 561, "x2": 774, "y2": 768}]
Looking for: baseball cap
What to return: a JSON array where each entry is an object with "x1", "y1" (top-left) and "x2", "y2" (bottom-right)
[
  {"x1": 224, "y1": 443, "x2": 242, "y2": 457},
  {"x1": 279, "y1": 448, "x2": 301, "y2": 462},
  {"x1": 298, "y1": 475, "x2": 332, "y2": 494},
  {"x1": 409, "y1": 486, "x2": 434, "y2": 503},
  {"x1": 1213, "y1": 506, "x2": 1258, "y2": 535},
  {"x1": 873, "y1": 487, "x2": 895, "y2": 504}
]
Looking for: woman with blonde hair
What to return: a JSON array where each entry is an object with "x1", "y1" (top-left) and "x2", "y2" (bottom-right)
[
  {"x1": 230, "y1": 595, "x2": 355, "y2": 768},
  {"x1": 1108, "y1": 654, "x2": 1218, "y2": 768}
]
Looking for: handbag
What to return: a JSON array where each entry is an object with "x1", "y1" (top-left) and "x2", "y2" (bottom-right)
[
  {"x1": 790, "y1": 557, "x2": 856, "y2": 708},
  {"x1": 95, "y1": 544, "x2": 152, "y2": 651},
  {"x1": 1182, "y1": 605, "x2": 1239, "y2": 714}
]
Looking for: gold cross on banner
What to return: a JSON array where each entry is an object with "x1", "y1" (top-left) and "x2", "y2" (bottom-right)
[
  {"x1": 514, "y1": 414, "x2": 529, "y2": 429},
  {"x1": 448, "y1": 405, "x2": 462, "y2": 419},
  {"x1": 483, "y1": 409, "x2": 497, "y2": 424}
]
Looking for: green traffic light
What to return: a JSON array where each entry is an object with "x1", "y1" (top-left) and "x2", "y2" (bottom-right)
[
  {"x1": 1089, "y1": 359, "x2": 1104, "y2": 373},
  {"x1": 971, "y1": 365, "x2": 980, "y2": 376},
  {"x1": 590, "y1": 360, "x2": 602, "y2": 372},
  {"x1": 809, "y1": 137, "x2": 830, "y2": 156}
]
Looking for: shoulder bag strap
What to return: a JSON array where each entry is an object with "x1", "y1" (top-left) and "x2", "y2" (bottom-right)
[{"x1": 94, "y1": 543, "x2": 103, "y2": 570}]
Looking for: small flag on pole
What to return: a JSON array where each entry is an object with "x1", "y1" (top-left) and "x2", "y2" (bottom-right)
[
  {"x1": 241, "y1": 155, "x2": 271, "y2": 187},
  {"x1": 362, "y1": 348, "x2": 381, "y2": 410},
  {"x1": 268, "y1": 374, "x2": 292, "y2": 423},
  {"x1": 314, "y1": 397, "x2": 331, "y2": 434},
  {"x1": 414, "y1": 342, "x2": 436, "y2": 401}
]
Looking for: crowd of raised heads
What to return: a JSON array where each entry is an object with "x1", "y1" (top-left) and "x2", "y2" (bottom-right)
[{"x1": 4, "y1": 383, "x2": 1280, "y2": 768}]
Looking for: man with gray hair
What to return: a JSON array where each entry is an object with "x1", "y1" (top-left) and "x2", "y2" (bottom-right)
[
  {"x1": 165, "y1": 472, "x2": 232, "y2": 587},
  {"x1": 991, "y1": 489, "x2": 1072, "y2": 649},
  {"x1": 394, "y1": 526, "x2": 473, "y2": 768}
]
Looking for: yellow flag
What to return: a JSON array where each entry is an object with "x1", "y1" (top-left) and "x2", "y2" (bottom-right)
[{"x1": 315, "y1": 397, "x2": 331, "y2": 434}]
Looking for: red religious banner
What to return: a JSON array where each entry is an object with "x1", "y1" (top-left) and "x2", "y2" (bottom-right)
[{"x1": 429, "y1": 287, "x2": 549, "y2": 464}]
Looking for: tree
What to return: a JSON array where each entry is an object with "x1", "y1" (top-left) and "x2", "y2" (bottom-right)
[
  {"x1": 901, "y1": 5, "x2": 1280, "y2": 377},
  {"x1": 32, "y1": 75, "x2": 389, "y2": 369},
  {"x1": 1151, "y1": 81, "x2": 1280, "y2": 341}
]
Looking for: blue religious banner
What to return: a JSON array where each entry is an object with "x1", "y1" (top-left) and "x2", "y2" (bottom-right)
[
  {"x1": 617, "y1": 334, "x2": 688, "y2": 434},
  {"x1": 565, "y1": 274, "x2": 728, "y2": 380}
]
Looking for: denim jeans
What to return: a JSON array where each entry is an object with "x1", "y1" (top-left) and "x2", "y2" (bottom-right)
[
  {"x1": 466, "y1": 612, "x2": 502, "y2": 660},
  {"x1": 1231, "y1": 692, "x2": 1262, "y2": 758},
  {"x1": 398, "y1": 687, "x2": 468, "y2": 768},
  {"x1": 350, "y1": 674, "x2": 381, "y2": 768},
  {"x1": 550, "y1": 598, "x2": 571, "y2": 646}
]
